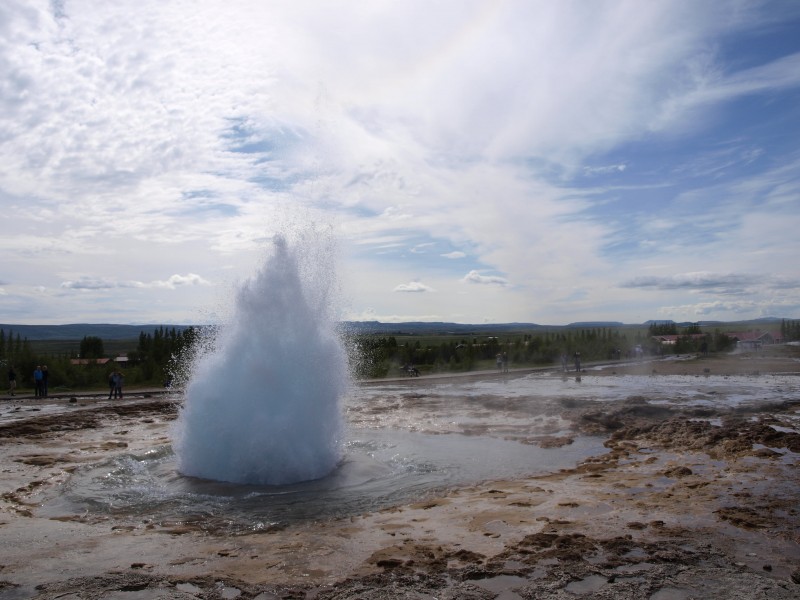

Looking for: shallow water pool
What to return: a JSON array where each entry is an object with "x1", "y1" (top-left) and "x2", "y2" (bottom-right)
[{"x1": 39, "y1": 425, "x2": 604, "y2": 534}]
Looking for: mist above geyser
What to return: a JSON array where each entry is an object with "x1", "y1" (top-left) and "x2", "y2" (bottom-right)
[{"x1": 173, "y1": 232, "x2": 349, "y2": 485}]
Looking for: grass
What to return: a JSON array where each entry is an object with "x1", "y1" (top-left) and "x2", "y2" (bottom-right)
[{"x1": 28, "y1": 339, "x2": 139, "y2": 357}]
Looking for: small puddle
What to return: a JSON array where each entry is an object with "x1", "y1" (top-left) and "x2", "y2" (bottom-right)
[
  {"x1": 564, "y1": 574, "x2": 607, "y2": 595},
  {"x1": 474, "y1": 574, "x2": 526, "y2": 599},
  {"x1": 650, "y1": 587, "x2": 697, "y2": 600},
  {"x1": 616, "y1": 562, "x2": 656, "y2": 574}
]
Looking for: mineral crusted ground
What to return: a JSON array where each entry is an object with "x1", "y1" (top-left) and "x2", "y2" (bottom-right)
[{"x1": 1, "y1": 348, "x2": 799, "y2": 599}]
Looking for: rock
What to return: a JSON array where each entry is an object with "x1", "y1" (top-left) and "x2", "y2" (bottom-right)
[{"x1": 664, "y1": 466, "x2": 693, "y2": 478}]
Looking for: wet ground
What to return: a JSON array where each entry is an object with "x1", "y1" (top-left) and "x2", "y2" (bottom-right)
[{"x1": 1, "y1": 348, "x2": 799, "y2": 599}]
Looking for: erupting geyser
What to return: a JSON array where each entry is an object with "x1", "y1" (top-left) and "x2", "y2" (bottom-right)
[{"x1": 173, "y1": 232, "x2": 349, "y2": 485}]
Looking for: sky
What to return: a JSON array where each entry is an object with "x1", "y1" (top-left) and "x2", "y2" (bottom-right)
[{"x1": 1, "y1": 0, "x2": 800, "y2": 326}]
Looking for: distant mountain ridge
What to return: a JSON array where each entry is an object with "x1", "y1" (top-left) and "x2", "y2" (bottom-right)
[
  {"x1": 342, "y1": 321, "x2": 543, "y2": 335},
  {"x1": 1, "y1": 317, "x2": 790, "y2": 340},
  {"x1": 643, "y1": 317, "x2": 786, "y2": 328},
  {"x1": 0, "y1": 323, "x2": 192, "y2": 341}
]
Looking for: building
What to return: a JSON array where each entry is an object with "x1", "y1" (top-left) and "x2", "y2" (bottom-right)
[
  {"x1": 69, "y1": 358, "x2": 111, "y2": 366},
  {"x1": 651, "y1": 334, "x2": 707, "y2": 346},
  {"x1": 727, "y1": 330, "x2": 782, "y2": 350}
]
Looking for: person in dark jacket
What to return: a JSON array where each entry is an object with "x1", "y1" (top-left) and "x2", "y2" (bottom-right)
[
  {"x1": 41, "y1": 365, "x2": 49, "y2": 397},
  {"x1": 33, "y1": 366, "x2": 43, "y2": 397},
  {"x1": 7, "y1": 366, "x2": 16, "y2": 396}
]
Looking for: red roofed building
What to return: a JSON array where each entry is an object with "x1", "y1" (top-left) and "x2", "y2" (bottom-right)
[
  {"x1": 727, "y1": 330, "x2": 782, "y2": 350},
  {"x1": 69, "y1": 358, "x2": 111, "y2": 366}
]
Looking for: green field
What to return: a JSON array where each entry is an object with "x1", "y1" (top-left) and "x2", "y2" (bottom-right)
[{"x1": 28, "y1": 338, "x2": 140, "y2": 357}]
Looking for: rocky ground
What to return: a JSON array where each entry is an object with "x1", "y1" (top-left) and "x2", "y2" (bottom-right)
[{"x1": 1, "y1": 347, "x2": 799, "y2": 599}]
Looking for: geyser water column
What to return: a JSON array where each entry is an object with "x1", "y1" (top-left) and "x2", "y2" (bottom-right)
[{"x1": 173, "y1": 233, "x2": 350, "y2": 485}]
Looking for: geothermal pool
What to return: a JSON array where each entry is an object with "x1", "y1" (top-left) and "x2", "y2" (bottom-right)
[
  {"x1": 32, "y1": 369, "x2": 800, "y2": 534},
  {"x1": 38, "y1": 423, "x2": 601, "y2": 534}
]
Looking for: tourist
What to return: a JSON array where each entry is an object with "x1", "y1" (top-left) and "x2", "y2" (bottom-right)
[
  {"x1": 41, "y1": 365, "x2": 49, "y2": 397},
  {"x1": 33, "y1": 366, "x2": 43, "y2": 397},
  {"x1": 108, "y1": 372, "x2": 117, "y2": 399},
  {"x1": 115, "y1": 371, "x2": 124, "y2": 399},
  {"x1": 502, "y1": 351, "x2": 509, "y2": 373},
  {"x1": 7, "y1": 366, "x2": 16, "y2": 396},
  {"x1": 574, "y1": 352, "x2": 581, "y2": 372}
]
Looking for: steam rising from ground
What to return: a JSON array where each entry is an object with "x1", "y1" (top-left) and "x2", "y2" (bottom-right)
[{"x1": 173, "y1": 231, "x2": 349, "y2": 485}]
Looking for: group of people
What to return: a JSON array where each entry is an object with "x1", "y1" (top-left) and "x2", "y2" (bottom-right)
[
  {"x1": 5, "y1": 365, "x2": 125, "y2": 399},
  {"x1": 560, "y1": 352, "x2": 582, "y2": 372},
  {"x1": 495, "y1": 352, "x2": 509, "y2": 373},
  {"x1": 108, "y1": 371, "x2": 124, "y2": 399},
  {"x1": 402, "y1": 364, "x2": 420, "y2": 377},
  {"x1": 6, "y1": 365, "x2": 50, "y2": 397},
  {"x1": 33, "y1": 365, "x2": 49, "y2": 397}
]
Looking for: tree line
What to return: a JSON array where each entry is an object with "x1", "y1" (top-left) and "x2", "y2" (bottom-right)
[
  {"x1": 0, "y1": 321, "x2": 752, "y2": 391},
  {"x1": 349, "y1": 325, "x2": 737, "y2": 379},
  {"x1": 781, "y1": 319, "x2": 800, "y2": 342},
  {"x1": 0, "y1": 326, "x2": 197, "y2": 393}
]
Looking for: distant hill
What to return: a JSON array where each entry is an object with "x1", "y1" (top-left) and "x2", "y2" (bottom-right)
[
  {"x1": 566, "y1": 321, "x2": 625, "y2": 328},
  {"x1": 0, "y1": 323, "x2": 192, "y2": 341},
  {"x1": 2, "y1": 321, "x2": 550, "y2": 340},
  {"x1": 644, "y1": 318, "x2": 787, "y2": 328},
  {"x1": 1, "y1": 317, "x2": 792, "y2": 341},
  {"x1": 733, "y1": 317, "x2": 785, "y2": 324},
  {"x1": 342, "y1": 321, "x2": 545, "y2": 335}
]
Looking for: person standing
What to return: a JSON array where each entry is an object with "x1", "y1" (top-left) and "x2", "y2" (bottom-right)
[
  {"x1": 108, "y1": 371, "x2": 116, "y2": 399},
  {"x1": 7, "y1": 366, "x2": 16, "y2": 396},
  {"x1": 115, "y1": 371, "x2": 124, "y2": 399},
  {"x1": 573, "y1": 352, "x2": 581, "y2": 373},
  {"x1": 41, "y1": 365, "x2": 49, "y2": 397},
  {"x1": 33, "y1": 366, "x2": 43, "y2": 397}
]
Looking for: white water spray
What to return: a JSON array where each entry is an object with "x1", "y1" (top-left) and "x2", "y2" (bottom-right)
[{"x1": 173, "y1": 232, "x2": 349, "y2": 485}]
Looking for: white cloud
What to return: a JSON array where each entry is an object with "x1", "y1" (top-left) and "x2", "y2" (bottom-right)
[
  {"x1": 620, "y1": 272, "x2": 755, "y2": 293},
  {"x1": 0, "y1": 2, "x2": 798, "y2": 324},
  {"x1": 583, "y1": 164, "x2": 627, "y2": 176},
  {"x1": 394, "y1": 281, "x2": 434, "y2": 293},
  {"x1": 61, "y1": 274, "x2": 211, "y2": 291},
  {"x1": 461, "y1": 270, "x2": 508, "y2": 286},
  {"x1": 154, "y1": 274, "x2": 212, "y2": 289},
  {"x1": 653, "y1": 52, "x2": 800, "y2": 131},
  {"x1": 347, "y1": 311, "x2": 444, "y2": 323},
  {"x1": 659, "y1": 300, "x2": 760, "y2": 317}
]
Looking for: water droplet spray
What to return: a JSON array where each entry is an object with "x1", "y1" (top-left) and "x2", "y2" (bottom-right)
[{"x1": 173, "y1": 229, "x2": 349, "y2": 485}]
